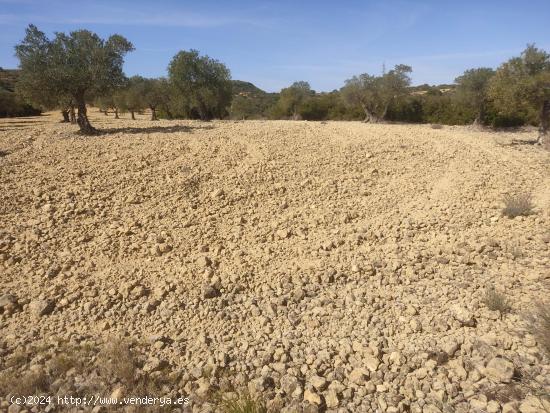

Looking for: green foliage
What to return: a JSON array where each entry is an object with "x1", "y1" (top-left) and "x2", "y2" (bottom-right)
[
  {"x1": 0, "y1": 68, "x2": 43, "y2": 116},
  {"x1": 229, "y1": 80, "x2": 278, "y2": 119},
  {"x1": 168, "y1": 49, "x2": 232, "y2": 120},
  {"x1": 114, "y1": 76, "x2": 145, "y2": 118},
  {"x1": 489, "y1": 44, "x2": 550, "y2": 142},
  {"x1": 0, "y1": 86, "x2": 41, "y2": 117},
  {"x1": 341, "y1": 65, "x2": 412, "y2": 122},
  {"x1": 275, "y1": 81, "x2": 313, "y2": 120},
  {"x1": 231, "y1": 80, "x2": 265, "y2": 96},
  {"x1": 455, "y1": 68, "x2": 495, "y2": 124},
  {"x1": 230, "y1": 95, "x2": 259, "y2": 119},
  {"x1": 15, "y1": 24, "x2": 133, "y2": 133}
]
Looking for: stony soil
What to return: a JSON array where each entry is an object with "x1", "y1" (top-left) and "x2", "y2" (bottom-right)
[{"x1": 0, "y1": 112, "x2": 549, "y2": 413}]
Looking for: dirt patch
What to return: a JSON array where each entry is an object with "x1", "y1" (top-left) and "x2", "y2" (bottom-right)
[{"x1": 1, "y1": 112, "x2": 549, "y2": 412}]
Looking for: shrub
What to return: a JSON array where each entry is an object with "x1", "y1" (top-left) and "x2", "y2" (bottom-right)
[
  {"x1": 0, "y1": 370, "x2": 50, "y2": 396},
  {"x1": 218, "y1": 391, "x2": 267, "y2": 413},
  {"x1": 527, "y1": 302, "x2": 550, "y2": 356},
  {"x1": 483, "y1": 287, "x2": 511, "y2": 313},
  {"x1": 502, "y1": 192, "x2": 534, "y2": 218}
]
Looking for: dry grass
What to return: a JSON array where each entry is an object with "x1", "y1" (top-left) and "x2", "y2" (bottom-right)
[
  {"x1": 0, "y1": 338, "x2": 175, "y2": 412},
  {"x1": 98, "y1": 339, "x2": 139, "y2": 386},
  {"x1": 527, "y1": 302, "x2": 550, "y2": 356},
  {"x1": 502, "y1": 192, "x2": 535, "y2": 218},
  {"x1": 0, "y1": 370, "x2": 51, "y2": 396},
  {"x1": 484, "y1": 287, "x2": 512, "y2": 313},
  {"x1": 217, "y1": 391, "x2": 267, "y2": 413}
]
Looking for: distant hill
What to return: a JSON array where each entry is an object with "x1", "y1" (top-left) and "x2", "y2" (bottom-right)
[
  {"x1": 231, "y1": 80, "x2": 270, "y2": 97},
  {"x1": 410, "y1": 83, "x2": 456, "y2": 95}
]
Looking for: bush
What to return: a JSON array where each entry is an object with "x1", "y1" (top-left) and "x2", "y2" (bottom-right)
[
  {"x1": 0, "y1": 88, "x2": 41, "y2": 117},
  {"x1": 0, "y1": 338, "x2": 174, "y2": 411},
  {"x1": 528, "y1": 302, "x2": 550, "y2": 356},
  {"x1": 218, "y1": 391, "x2": 267, "y2": 413},
  {"x1": 502, "y1": 193, "x2": 535, "y2": 218},
  {"x1": 483, "y1": 287, "x2": 511, "y2": 313}
]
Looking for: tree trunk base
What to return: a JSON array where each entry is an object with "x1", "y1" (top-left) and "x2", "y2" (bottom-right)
[
  {"x1": 69, "y1": 107, "x2": 76, "y2": 124},
  {"x1": 538, "y1": 131, "x2": 549, "y2": 149},
  {"x1": 77, "y1": 104, "x2": 98, "y2": 135},
  {"x1": 61, "y1": 110, "x2": 70, "y2": 123}
]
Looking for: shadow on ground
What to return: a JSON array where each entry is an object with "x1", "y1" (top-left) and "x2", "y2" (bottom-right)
[
  {"x1": 500, "y1": 139, "x2": 540, "y2": 147},
  {"x1": 97, "y1": 124, "x2": 216, "y2": 135}
]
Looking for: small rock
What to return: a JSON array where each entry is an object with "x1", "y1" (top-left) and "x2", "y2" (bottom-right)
[
  {"x1": 276, "y1": 229, "x2": 291, "y2": 239},
  {"x1": 485, "y1": 357, "x2": 515, "y2": 383},
  {"x1": 0, "y1": 294, "x2": 19, "y2": 313},
  {"x1": 519, "y1": 396, "x2": 549, "y2": 413},
  {"x1": 324, "y1": 390, "x2": 339, "y2": 408},
  {"x1": 142, "y1": 357, "x2": 167, "y2": 373},
  {"x1": 310, "y1": 375, "x2": 327, "y2": 391},
  {"x1": 349, "y1": 368, "x2": 368, "y2": 385},
  {"x1": 280, "y1": 375, "x2": 300, "y2": 395},
  {"x1": 110, "y1": 386, "x2": 125, "y2": 400},
  {"x1": 196, "y1": 256, "x2": 212, "y2": 267},
  {"x1": 364, "y1": 354, "x2": 380, "y2": 372},
  {"x1": 451, "y1": 304, "x2": 476, "y2": 327},
  {"x1": 29, "y1": 299, "x2": 55, "y2": 317},
  {"x1": 211, "y1": 188, "x2": 224, "y2": 198},
  {"x1": 202, "y1": 285, "x2": 220, "y2": 299},
  {"x1": 487, "y1": 400, "x2": 501, "y2": 413},
  {"x1": 303, "y1": 389, "x2": 321, "y2": 405}
]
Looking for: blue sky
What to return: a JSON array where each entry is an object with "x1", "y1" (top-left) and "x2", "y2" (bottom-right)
[{"x1": 1, "y1": 0, "x2": 549, "y2": 92}]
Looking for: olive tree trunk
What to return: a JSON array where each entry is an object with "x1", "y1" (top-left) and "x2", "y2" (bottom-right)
[
  {"x1": 473, "y1": 103, "x2": 486, "y2": 127},
  {"x1": 292, "y1": 106, "x2": 299, "y2": 121},
  {"x1": 69, "y1": 106, "x2": 76, "y2": 124},
  {"x1": 130, "y1": 111, "x2": 135, "y2": 120},
  {"x1": 361, "y1": 103, "x2": 380, "y2": 123},
  {"x1": 150, "y1": 106, "x2": 158, "y2": 121},
  {"x1": 61, "y1": 110, "x2": 70, "y2": 123},
  {"x1": 76, "y1": 100, "x2": 97, "y2": 135},
  {"x1": 538, "y1": 99, "x2": 549, "y2": 146},
  {"x1": 114, "y1": 108, "x2": 119, "y2": 119}
]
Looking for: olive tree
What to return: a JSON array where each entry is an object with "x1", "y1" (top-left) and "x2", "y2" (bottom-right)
[
  {"x1": 168, "y1": 49, "x2": 232, "y2": 121},
  {"x1": 455, "y1": 68, "x2": 495, "y2": 125},
  {"x1": 140, "y1": 78, "x2": 166, "y2": 121},
  {"x1": 278, "y1": 81, "x2": 313, "y2": 120},
  {"x1": 15, "y1": 24, "x2": 133, "y2": 134},
  {"x1": 489, "y1": 45, "x2": 550, "y2": 145},
  {"x1": 117, "y1": 76, "x2": 146, "y2": 120},
  {"x1": 341, "y1": 64, "x2": 412, "y2": 122}
]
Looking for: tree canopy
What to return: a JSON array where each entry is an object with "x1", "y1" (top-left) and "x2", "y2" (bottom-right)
[
  {"x1": 489, "y1": 44, "x2": 550, "y2": 144},
  {"x1": 275, "y1": 81, "x2": 313, "y2": 120},
  {"x1": 341, "y1": 64, "x2": 412, "y2": 122},
  {"x1": 455, "y1": 68, "x2": 495, "y2": 125},
  {"x1": 15, "y1": 24, "x2": 134, "y2": 133},
  {"x1": 168, "y1": 49, "x2": 232, "y2": 121}
]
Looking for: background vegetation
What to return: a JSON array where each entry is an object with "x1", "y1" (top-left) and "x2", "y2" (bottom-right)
[{"x1": 3, "y1": 25, "x2": 550, "y2": 144}]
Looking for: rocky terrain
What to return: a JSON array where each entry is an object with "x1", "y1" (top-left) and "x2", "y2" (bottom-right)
[{"x1": 0, "y1": 112, "x2": 549, "y2": 413}]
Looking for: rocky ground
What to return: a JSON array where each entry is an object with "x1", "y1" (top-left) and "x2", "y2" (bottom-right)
[{"x1": 0, "y1": 112, "x2": 549, "y2": 413}]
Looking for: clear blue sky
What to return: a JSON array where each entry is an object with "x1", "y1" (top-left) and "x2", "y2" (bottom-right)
[{"x1": 1, "y1": 0, "x2": 549, "y2": 92}]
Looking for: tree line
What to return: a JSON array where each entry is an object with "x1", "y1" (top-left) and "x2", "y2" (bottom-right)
[{"x1": 5, "y1": 25, "x2": 550, "y2": 145}]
